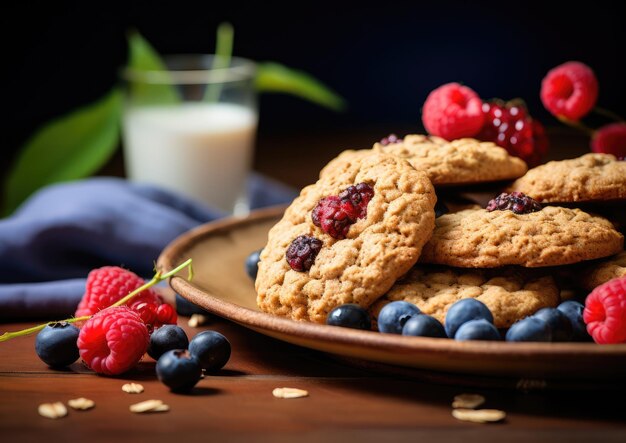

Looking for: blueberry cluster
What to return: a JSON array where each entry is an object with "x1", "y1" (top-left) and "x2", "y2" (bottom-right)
[
  {"x1": 33, "y1": 321, "x2": 233, "y2": 386},
  {"x1": 323, "y1": 298, "x2": 591, "y2": 343},
  {"x1": 153, "y1": 326, "x2": 232, "y2": 392}
]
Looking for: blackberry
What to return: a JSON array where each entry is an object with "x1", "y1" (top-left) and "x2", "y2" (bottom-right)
[
  {"x1": 286, "y1": 235, "x2": 323, "y2": 272},
  {"x1": 486, "y1": 191, "x2": 542, "y2": 215}
]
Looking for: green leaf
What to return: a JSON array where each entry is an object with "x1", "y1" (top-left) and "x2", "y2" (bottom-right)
[
  {"x1": 255, "y1": 62, "x2": 346, "y2": 111},
  {"x1": 126, "y1": 29, "x2": 179, "y2": 104},
  {"x1": 204, "y1": 22, "x2": 235, "y2": 102},
  {"x1": 2, "y1": 88, "x2": 122, "y2": 215}
]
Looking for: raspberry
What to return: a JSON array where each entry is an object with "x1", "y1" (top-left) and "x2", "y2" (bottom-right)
[
  {"x1": 583, "y1": 277, "x2": 626, "y2": 344},
  {"x1": 285, "y1": 235, "x2": 323, "y2": 272},
  {"x1": 591, "y1": 123, "x2": 626, "y2": 158},
  {"x1": 477, "y1": 100, "x2": 549, "y2": 167},
  {"x1": 422, "y1": 82, "x2": 485, "y2": 140},
  {"x1": 379, "y1": 134, "x2": 402, "y2": 146},
  {"x1": 312, "y1": 196, "x2": 352, "y2": 239},
  {"x1": 156, "y1": 303, "x2": 178, "y2": 325},
  {"x1": 486, "y1": 192, "x2": 542, "y2": 214},
  {"x1": 540, "y1": 61, "x2": 598, "y2": 121},
  {"x1": 77, "y1": 306, "x2": 149, "y2": 375},
  {"x1": 75, "y1": 266, "x2": 175, "y2": 328}
]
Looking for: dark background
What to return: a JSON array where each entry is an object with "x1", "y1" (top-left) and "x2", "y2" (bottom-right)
[{"x1": 2, "y1": 0, "x2": 625, "y2": 183}]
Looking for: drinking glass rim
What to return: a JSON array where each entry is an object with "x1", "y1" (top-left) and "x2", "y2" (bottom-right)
[{"x1": 121, "y1": 54, "x2": 257, "y2": 85}]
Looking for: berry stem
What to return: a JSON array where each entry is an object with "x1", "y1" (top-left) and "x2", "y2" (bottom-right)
[
  {"x1": 592, "y1": 106, "x2": 624, "y2": 122},
  {"x1": 0, "y1": 259, "x2": 193, "y2": 343},
  {"x1": 557, "y1": 116, "x2": 596, "y2": 136}
]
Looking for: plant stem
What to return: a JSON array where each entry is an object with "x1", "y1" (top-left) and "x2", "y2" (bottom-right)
[
  {"x1": 203, "y1": 22, "x2": 235, "y2": 103},
  {"x1": 557, "y1": 116, "x2": 596, "y2": 136},
  {"x1": 0, "y1": 259, "x2": 193, "y2": 343},
  {"x1": 593, "y1": 107, "x2": 624, "y2": 122}
]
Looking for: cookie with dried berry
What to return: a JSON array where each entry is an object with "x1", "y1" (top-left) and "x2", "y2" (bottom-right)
[
  {"x1": 255, "y1": 152, "x2": 436, "y2": 323},
  {"x1": 508, "y1": 153, "x2": 626, "y2": 204},
  {"x1": 418, "y1": 192, "x2": 624, "y2": 268},
  {"x1": 369, "y1": 265, "x2": 559, "y2": 329},
  {"x1": 370, "y1": 135, "x2": 528, "y2": 187}
]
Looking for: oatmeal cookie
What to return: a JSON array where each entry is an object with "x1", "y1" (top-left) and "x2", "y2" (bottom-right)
[
  {"x1": 370, "y1": 266, "x2": 560, "y2": 329},
  {"x1": 581, "y1": 251, "x2": 626, "y2": 291},
  {"x1": 419, "y1": 207, "x2": 624, "y2": 268},
  {"x1": 509, "y1": 153, "x2": 626, "y2": 203},
  {"x1": 256, "y1": 152, "x2": 437, "y2": 323},
  {"x1": 369, "y1": 134, "x2": 528, "y2": 185}
]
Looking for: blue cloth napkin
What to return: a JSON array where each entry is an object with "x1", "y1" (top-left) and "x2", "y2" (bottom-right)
[{"x1": 0, "y1": 175, "x2": 296, "y2": 321}]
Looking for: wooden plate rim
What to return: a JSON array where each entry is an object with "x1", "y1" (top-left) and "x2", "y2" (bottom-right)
[{"x1": 157, "y1": 205, "x2": 626, "y2": 361}]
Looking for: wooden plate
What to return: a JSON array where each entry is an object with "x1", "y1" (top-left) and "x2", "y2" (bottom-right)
[{"x1": 157, "y1": 205, "x2": 626, "y2": 386}]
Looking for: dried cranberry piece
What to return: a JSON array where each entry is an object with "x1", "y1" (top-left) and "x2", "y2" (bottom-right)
[
  {"x1": 286, "y1": 235, "x2": 323, "y2": 272},
  {"x1": 312, "y1": 183, "x2": 375, "y2": 239},
  {"x1": 486, "y1": 192, "x2": 542, "y2": 214},
  {"x1": 312, "y1": 196, "x2": 352, "y2": 239},
  {"x1": 379, "y1": 134, "x2": 403, "y2": 146},
  {"x1": 339, "y1": 183, "x2": 374, "y2": 219}
]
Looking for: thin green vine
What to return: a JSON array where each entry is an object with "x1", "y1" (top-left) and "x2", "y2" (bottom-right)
[{"x1": 0, "y1": 259, "x2": 193, "y2": 342}]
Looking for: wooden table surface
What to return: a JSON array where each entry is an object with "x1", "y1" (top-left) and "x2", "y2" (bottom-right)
[
  {"x1": 2, "y1": 315, "x2": 626, "y2": 442},
  {"x1": 2, "y1": 128, "x2": 626, "y2": 441}
]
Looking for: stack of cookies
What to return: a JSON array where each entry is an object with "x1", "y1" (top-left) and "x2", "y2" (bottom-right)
[{"x1": 255, "y1": 135, "x2": 625, "y2": 332}]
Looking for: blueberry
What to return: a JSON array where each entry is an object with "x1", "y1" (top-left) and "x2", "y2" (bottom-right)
[
  {"x1": 326, "y1": 304, "x2": 371, "y2": 330},
  {"x1": 444, "y1": 299, "x2": 494, "y2": 338},
  {"x1": 377, "y1": 301, "x2": 421, "y2": 334},
  {"x1": 454, "y1": 319, "x2": 501, "y2": 341},
  {"x1": 175, "y1": 293, "x2": 210, "y2": 317},
  {"x1": 533, "y1": 307, "x2": 573, "y2": 342},
  {"x1": 402, "y1": 315, "x2": 446, "y2": 338},
  {"x1": 148, "y1": 325, "x2": 189, "y2": 360},
  {"x1": 245, "y1": 248, "x2": 263, "y2": 280},
  {"x1": 35, "y1": 322, "x2": 80, "y2": 368},
  {"x1": 557, "y1": 300, "x2": 592, "y2": 341},
  {"x1": 189, "y1": 331, "x2": 231, "y2": 371},
  {"x1": 505, "y1": 317, "x2": 552, "y2": 342},
  {"x1": 156, "y1": 349, "x2": 202, "y2": 392},
  {"x1": 434, "y1": 200, "x2": 449, "y2": 218}
]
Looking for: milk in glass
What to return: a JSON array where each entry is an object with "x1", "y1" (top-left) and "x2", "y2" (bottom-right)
[{"x1": 122, "y1": 102, "x2": 257, "y2": 214}]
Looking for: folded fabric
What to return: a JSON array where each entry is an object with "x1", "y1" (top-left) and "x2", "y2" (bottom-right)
[{"x1": 0, "y1": 175, "x2": 297, "y2": 321}]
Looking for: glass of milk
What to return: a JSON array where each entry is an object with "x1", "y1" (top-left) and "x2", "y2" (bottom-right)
[{"x1": 121, "y1": 55, "x2": 257, "y2": 215}]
